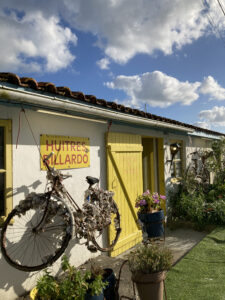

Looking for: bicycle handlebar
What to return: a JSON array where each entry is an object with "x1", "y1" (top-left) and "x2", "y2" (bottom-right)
[
  {"x1": 43, "y1": 152, "x2": 72, "y2": 181},
  {"x1": 43, "y1": 151, "x2": 54, "y2": 163}
]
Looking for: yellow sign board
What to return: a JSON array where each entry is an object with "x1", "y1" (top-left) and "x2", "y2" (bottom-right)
[{"x1": 40, "y1": 134, "x2": 90, "y2": 170}]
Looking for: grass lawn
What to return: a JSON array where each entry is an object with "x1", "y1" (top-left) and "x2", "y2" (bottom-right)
[{"x1": 165, "y1": 227, "x2": 225, "y2": 300}]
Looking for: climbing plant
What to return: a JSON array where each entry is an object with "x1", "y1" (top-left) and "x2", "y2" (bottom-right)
[{"x1": 168, "y1": 138, "x2": 225, "y2": 228}]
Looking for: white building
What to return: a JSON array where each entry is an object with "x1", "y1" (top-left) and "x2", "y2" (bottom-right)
[{"x1": 0, "y1": 72, "x2": 224, "y2": 299}]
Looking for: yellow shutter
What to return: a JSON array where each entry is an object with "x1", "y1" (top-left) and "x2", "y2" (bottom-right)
[{"x1": 106, "y1": 132, "x2": 143, "y2": 256}]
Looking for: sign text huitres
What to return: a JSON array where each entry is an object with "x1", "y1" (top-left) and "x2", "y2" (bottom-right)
[{"x1": 40, "y1": 134, "x2": 90, "y2": 170}]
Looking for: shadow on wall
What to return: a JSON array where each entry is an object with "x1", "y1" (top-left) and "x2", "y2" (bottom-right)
[
  {"x1": 0, "y1": 254, "x2": 36, "y2": 299},
  {"x1": 13, "y1": 180, "x2": 42, "y2": 199}
]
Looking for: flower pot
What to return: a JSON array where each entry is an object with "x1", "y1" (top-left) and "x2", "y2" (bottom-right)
[
  {"x1": 132, "y1": 271, "x2": 166, "y2": 300},
  {"x1": 103, "y1": 268, "x2": 117, "y2": 300},
  {"x1": 85, "y1": 293, "x2": 104, "y2": 300},
  {"x1": 138, "y1": 210, "x2": 164, "y2": 238}
]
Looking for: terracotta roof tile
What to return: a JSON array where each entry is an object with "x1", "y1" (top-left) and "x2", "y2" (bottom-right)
[
  {"x1": 38, "y1": 82, "x2": 57, "y2": 94},
  {"x1": 20, "y1": 77, "x2": 38, "y2": 90},
  {"x1": 71, "y1": 91, "x2": 86, "y2": 101},
  {"x1": 56, "y1": 86, "x2": 72, "y2": 97},
  {"x1": 0, "y1": 72, "x2": 21, "y2": 86},
  {"x1": 0, "y1": 72, "x2": 224, "y2": 137},
  {"x1": 85, "y1": 95, "x2": 97, "y2": 104}
]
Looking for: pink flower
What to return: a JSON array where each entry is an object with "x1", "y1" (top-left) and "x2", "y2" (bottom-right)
[
  {"x1": 160, "y1": 195, "x2": 166, "y2": 200},
  {"x1": 142, "y1": 190, "x2": 150, "y2": 196}
]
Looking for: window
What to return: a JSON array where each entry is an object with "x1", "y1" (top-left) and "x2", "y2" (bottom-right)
[
  {"x1": 0, "y1": 120, "x2": 12, "y2": 224},
  {"x1": 170, "y1": 141, "x2": 183, "y2": 179}
]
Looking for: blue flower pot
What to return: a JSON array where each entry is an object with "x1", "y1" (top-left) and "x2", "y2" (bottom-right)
[
  {"x1": 85, "y1": 292, "x2": 104, "y2": 300},
  {"x1": 138, "y1": 210, "x2": 164, "y2": 238},
  {"x1": 103, "y1": 268, "x2": 117, "y2": 300}
]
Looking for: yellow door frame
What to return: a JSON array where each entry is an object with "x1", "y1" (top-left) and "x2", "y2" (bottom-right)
[{"x1": 0, "y1": 119, "x2": 12, "y2": 225}]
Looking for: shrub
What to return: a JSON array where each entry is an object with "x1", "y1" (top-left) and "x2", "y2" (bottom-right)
[
  {"x1": 128, "y1": 244, "x2": 173, "y2": 274},
  {"x1": 168, "y1": 139, "x2": 225, "y2": 228},
  {"x1": 35, "y1": 256, "x2": 107, "y2": 300}
]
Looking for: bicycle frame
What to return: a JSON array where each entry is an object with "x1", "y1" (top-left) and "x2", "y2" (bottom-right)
[{"x1": 41, "y1": 152, "x2": 121, "y2": 250}]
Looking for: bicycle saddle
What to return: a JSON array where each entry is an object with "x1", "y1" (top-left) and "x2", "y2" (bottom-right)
[{"x1": 86, "y1": 176, "x2": 99, "y2": 186}]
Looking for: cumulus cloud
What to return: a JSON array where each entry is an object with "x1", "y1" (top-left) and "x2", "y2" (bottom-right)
[
  {"x1": 0, "y1": 4, "x2": 77, "y2": 72},
  {"x1": 96, "y1": 58, "x2": 110, "y2": 70},
  {"x1": 199, "y1": 106, "x2": 225, "y2": 127},
  {"x1": 193, "y1": 121, "x2": 211, "y2": 130},
  {"x1": 199, "y1": 76, "x2": 225, "y2": 100},
  {"x1": 64, "y1": 0, "x2": 224, "y2": 63},
  {"x1": 105, "y1": 71, "x2": 200, "y2": 108},
  {"x1": 1, "y1": 0, "x2": 225, "y2": 71}
]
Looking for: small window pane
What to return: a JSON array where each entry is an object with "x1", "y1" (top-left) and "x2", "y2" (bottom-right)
[
  {"x1": 175, "y1": 161, "x2": 182, "y2": 177},
  {"x1": 171, "y1": 161, "x2": 182, "y2": 178},
  {"x1": 0, "y1": 173, "x2": 5, "y2": 215},
  {"x1": 0, "y1": 127, "x2": 4, "y2": 169},
  {"x1": 174, "y1": 150, "x2": 181, "y2": 160}
]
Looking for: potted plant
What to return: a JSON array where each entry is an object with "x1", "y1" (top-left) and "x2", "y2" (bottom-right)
[
  {"x1": 135, "y1": 190, "x2": 166, "y2": 239},
  {"x1": 88, "y1": 262, "x2": 117, "y2": 300},
  {"x1": 128, "y1": 244, "x2": 173, "y2": 300},
  {"x1": 30, "y1": 255, "x2": 108, "y2": 300}
]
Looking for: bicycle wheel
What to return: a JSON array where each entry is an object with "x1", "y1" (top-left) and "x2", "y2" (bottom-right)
[
  {"x1": 1, "y1": 193, "x2": 72, "y2": 272},
  {"x1": 90, "y1": 198, "x2": 121, "y2": 252}
]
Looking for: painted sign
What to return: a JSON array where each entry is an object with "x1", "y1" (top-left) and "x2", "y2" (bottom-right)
[{"x1": 40, "y1": 134, "x2": 90, "y2": 170}]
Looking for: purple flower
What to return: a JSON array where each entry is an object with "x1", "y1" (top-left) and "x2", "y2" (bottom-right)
[
  {"x1": 139, "y1": 199, "x2": 147, "y2": 206},
  {"x1": 160, "y1": 195, "x2": 166, "y2": 200},
  {"x1": 142, "y1": 190, "x2": 150, "y2": 196},
  {"x1": 152, "y1": 193, "x2": 159, "y2": 204},
  {"x1": 152, "y1": 193, "x2": 159, "y2": 200}
]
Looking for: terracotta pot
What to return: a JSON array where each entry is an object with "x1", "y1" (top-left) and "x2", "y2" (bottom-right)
[{"x1": 132, "y1": 271, "x2": 166, "y2": 300}]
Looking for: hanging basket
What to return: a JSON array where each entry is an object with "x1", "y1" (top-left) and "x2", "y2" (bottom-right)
[{"x1": 138, "y1": 210, "x2": 164, "y2": 238}]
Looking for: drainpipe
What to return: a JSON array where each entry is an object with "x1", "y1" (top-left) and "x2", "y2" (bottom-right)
[{"x1": 0, "y1": 85, "x2": 194, "y2": 133}]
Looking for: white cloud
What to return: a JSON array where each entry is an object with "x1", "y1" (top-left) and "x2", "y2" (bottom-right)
[
  {"x1": 105, "y1": 71, "x2": 200, "y2": 108},
  {"x1": 0, "y1": 6, "x2": 77, "y2": 72},
  {"x1": 1, "y1": 0, "x2": 225, "y2": 71},
  {"x1": 199, "y1": 106, "x2": 225, "y2": 127},
  {"x1": 63, "y1": 0, "x2": 224, "y2": 64},
  {"x1": 199, "y1": 76, "x2": 225, "y2": 100},
  {"x1": 193, "y1": 121, "x2": 211, "y2": 130},
  {"x1": 96, "y1": 58, "x2": 110, "y2": 70}
]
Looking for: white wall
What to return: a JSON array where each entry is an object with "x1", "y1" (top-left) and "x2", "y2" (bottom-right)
[{"x1": 0, "y1": 105, "x2": 109, "y2": 299}]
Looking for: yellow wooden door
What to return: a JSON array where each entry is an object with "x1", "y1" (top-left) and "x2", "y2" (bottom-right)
[{"x1": 106, "y1": 132, "x2": 143, "y2": 257}]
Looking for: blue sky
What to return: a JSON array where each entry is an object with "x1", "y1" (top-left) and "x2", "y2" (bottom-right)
[{"x1": 1, "y1": 0, "x2": 225, "y2": 133}]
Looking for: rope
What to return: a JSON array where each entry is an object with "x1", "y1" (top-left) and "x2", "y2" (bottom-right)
[
  {"x1": 107, "y1": 120, "x2": 112, "y2": 132},
  {"x1": 116, "y1": 260, "x2": 137, "y2": 300},
  {"x1": 16, "y1": 108, "x2": 24, "y2": 149},
  {"x1": 16, "y1": 108, "x2": 43, "y2": 160}
]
